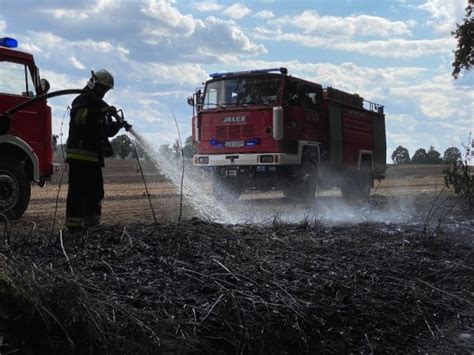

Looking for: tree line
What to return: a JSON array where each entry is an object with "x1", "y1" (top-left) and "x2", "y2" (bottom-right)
[
  {"x1": 391, "y1": 145, "x2": 462, "y2": 165},
  {"x1": 53, "y1": 134, "x2": 195, "y2": 160}
]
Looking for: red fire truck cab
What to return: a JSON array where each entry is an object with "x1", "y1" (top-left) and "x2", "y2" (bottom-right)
[
  {"x1": 189, "y1": 68, "x2": 386, "y2": 202},
  {"x1": 0, "y1": 37, "x2": 52, "y2": 219}
]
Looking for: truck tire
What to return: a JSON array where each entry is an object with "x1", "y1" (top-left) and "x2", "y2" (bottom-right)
[
  {"x1": 284, "y1": 161, "x2": 318, "y2": 203},
  {"x1": 341, "y1": 165, "x2": 372, "y2": 199},
  {"x1": 0, "y1": 158, "x2": 31, "y2": 220}
]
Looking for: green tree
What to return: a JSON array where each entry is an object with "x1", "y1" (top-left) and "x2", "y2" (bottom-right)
[
  {"x1": 452, "y1": 4, "x2": 473, "y2": 78},
  {"x1": 172, "y1": 139, "x2": 181, "y2": 158},
  {"x1": 411, "y1": 148, "x2": 427, "y2": 164},
  {"x1": 182, "y1": 135, "x2": 196, "y2": 159},
  {"x1": 391, "y1": 145, "x2": 411, "y2": 164},
  {"x1": 110, "y1": 134, "x2": 133, "y2": 159},
  {"x1": 443, "y1": 147, "x2": 462, "y2": 164},
  {"x1": 426, "y1": 145, "x2": 443, "y2": 164}
]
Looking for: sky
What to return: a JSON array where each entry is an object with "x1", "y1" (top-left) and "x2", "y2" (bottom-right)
[{"x1": 1, "y1": 0, "x2": 473, "y2": 162}]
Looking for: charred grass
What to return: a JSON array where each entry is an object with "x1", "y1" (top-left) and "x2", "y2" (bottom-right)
[{"x1": 0, "y1": 218, "x2": 473, "y2": 354}]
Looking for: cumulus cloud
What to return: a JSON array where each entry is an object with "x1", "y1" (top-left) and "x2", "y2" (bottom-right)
[
  {"x1": 41, "y1": 70, "x2": 84, "y2": 91},
  {"x1": 254, "y1": 27, "x2": 453, "y2": 58},
  {"x1": 0, "y1": 20, "x2": 6, "y2": 33},
  {"x1": 143, "y1": 63, "x2": 209, "y2": 86},
  {"x1": 274, "y1": 10, "x2": 413, "y2": 38},
  {"x1": 390, "y1": 73, "x2": 472, "y2": 120},
  {"x1": 195, "y1": 1, "x2": 224, "y2": 12},
  {"x1": 70, "y1": 56, "x2": 85, "y2": 70},
  {"x1": 140, "y1": 0, "x2": 195, "y2": 36},
  {"x1": 223, "y1": 3, "x2": 251, "y2": 20},
  {"x1": 418, "y1": 0, "x2": 467, "y2": 34},
  {"x1": 331, "y1": 37, "x2": 454, "y2": 58},
  {"x1": 5, "y1": 0, "x2": 266, "y2": 64},
  {"x1": 15, "y1": 31, "x2": 130, "y2": 81},
  {"x1": 254, "y1": 10, "x2": 274, "y2": 19},
  {"x1": 43, "y1": 0, "x2": 118, "y2": 20},
  {"x1": 142, "y1": 15, "x2": 267, "y2": 59}
]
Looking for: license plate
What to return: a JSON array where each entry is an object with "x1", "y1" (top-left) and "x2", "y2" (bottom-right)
[{"x1": 225, "y1": 140, "x2": 245, "y2": 148}]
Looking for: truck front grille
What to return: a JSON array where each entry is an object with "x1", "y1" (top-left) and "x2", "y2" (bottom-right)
[{"x1": 215, "y1": 125, "x2": 256, "y2": 139}]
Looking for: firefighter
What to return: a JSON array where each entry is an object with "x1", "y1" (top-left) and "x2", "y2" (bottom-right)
[{"x1": 65, "y1": 69, "x2": 125, "y2": 231}]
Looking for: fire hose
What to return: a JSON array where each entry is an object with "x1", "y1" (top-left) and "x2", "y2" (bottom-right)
[{"x1": 0, "y1": 89, "x2": 132, "y2": 134}]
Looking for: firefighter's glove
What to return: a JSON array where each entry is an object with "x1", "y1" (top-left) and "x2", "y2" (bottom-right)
[
  {"x1": 102, "y1": 106, "x2": 117, "y2": 115},
  {"x1": 122, "y1": 120, "x2": 132, "y2": 132}
]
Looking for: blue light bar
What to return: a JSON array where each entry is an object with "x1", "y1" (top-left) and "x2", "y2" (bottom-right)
[
  {"x1": 0, "y1": 37, "x2": 18, "y2": 48},
  {"x1": 210, "y1": 139, "x2": 224, "y2": 147},
  {"x1": 244, "y1": 138, "x2": 260, "y2": 147},
  {"x1": 210, "y1": 67, "x2": 287, "y2": 79}
]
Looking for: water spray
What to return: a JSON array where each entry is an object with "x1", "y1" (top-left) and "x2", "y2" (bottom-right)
[{"x1": 111, "y1": 110, "x2": 158, "y2": 224}]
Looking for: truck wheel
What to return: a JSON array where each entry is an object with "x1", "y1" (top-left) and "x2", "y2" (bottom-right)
[
  {"x1": 0, "y1": 158, "x2": 31, "y2": 220},
  {"x1": 341, "y1": 166, "x2": 372, "y2": 199},
  {"x1": 284, "y1": 161, "x2": 318, "y2": 203}
]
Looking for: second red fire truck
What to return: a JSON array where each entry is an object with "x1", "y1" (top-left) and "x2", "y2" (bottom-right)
[{"x1": 189, "y1": 67, "x2": 386, "y2": 202}]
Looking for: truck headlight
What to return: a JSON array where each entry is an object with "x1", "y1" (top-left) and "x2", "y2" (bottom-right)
[
  {"x1": 260, "y1": 155, "x2": 274, "y2": 163},
  {"x1": 198, "y1": 156, "x2": 209, "y2": 164}
]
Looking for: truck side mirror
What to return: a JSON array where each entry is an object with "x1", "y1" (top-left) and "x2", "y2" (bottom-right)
[
  {"x1": 187, "y1": 96, "x2": 194, "y2": 106},
  {"x1": 40, "y1": 78, "x2": 50, "y2": 94}
]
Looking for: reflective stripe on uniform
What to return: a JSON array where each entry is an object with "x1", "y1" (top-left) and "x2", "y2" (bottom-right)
[
  {"x1": 74, "y1": 108, "x2": 88, "y2": 125},
  {"x1": 65, "y1": 153, "x2": 100, "y2": 162},
  {"x1": 65, "y1": 216, "x2": 84, "y2": 227},
  {"x1": 66, "y1": 148, "x2": 100, "y2": 162}
]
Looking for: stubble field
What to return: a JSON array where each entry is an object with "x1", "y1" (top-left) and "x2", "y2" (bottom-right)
[{"x1": 1, "y1": 159, "x2": 473, "y2": 354}]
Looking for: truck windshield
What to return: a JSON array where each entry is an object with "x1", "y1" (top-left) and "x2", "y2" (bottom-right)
[
  {"x1": 203, "y1": 76, "x2": 281, "y2": 109},
  {"x1": 0, "y1": 61, "x2": 35, "y2": 97}
]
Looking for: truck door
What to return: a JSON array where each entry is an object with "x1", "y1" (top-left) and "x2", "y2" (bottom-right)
[
  {"x1": 283, "y1": 80, "x2": 322, "y2": 144},
  {"x1": 299, "y1": 83, "x2": 322, "y2": 142},
  {"x1": 0, "y1": 60, "x2": 52, "y2": 177}
]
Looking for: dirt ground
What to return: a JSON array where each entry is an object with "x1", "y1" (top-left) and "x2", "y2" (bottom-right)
[{"x1": 24, "y1": 160, "x2": 452, "y2": 226}]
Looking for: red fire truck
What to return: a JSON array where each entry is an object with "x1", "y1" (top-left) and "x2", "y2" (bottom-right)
[
  {"x1": 189, "y1": 68, "x2": 386, "y2": 202},
  {"x1": 0, "y1": 37, "x2": 55, "y2": 219},
  {"x1": 0, "y1": 37, "x2": 80, "y2": 219}
]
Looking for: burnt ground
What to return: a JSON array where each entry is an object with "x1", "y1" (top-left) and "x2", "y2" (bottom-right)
[{"x1": 0, "y1": 161, "x2": 473, "y2": 354}]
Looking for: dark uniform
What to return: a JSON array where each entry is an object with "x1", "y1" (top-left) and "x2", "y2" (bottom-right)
[{"x1": 65, "y1": 89, "x2": 122, "y2": 230}]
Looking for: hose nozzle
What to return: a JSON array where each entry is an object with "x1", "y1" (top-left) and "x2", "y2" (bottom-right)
[{"x1": 111, "y1": 108, "x2": 132, "y2": 131}]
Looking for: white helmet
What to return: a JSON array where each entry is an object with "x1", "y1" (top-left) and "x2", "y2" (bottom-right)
[{"x1": 87, "y1": 69, "x2": 114, "y2": 89}]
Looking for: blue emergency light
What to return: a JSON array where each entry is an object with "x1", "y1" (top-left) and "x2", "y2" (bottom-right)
[
  {"x1": 210, "y1": 67, "x2": 287, "y2": 79},
  {"x1": 0, "y1": 37, "x2": 18, "y2": 48},
  {"x1": 244, "y1": 138, "x2": 260, "y2": 147},
  {"x1": 210, "y1": 139, "x2": 224, "y2": 147}
]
